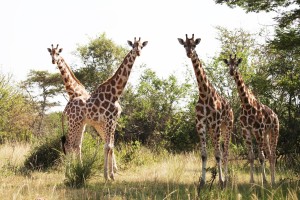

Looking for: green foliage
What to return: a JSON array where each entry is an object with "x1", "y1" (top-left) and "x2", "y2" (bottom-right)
[
  {"x1": 119, "y1": 68, "x2": 196, "y2": 152},
  {"x1": 214, "y1": 0, "x2": 299, "y2": 28},
  {"x1": 23, "y1": 133, "x2": 63, "y2": 171},
  {"x1": 164, "y1": 110, "x2": 198, "y2": 153},
  {"x1": 21, "y1": 70, "x2": 63, "y2": 136},
  {"x1": 74, "y1": 32, "x2": 128, "y2": 92},
  {"x1": 0, "y1": 73, "x2": 35, "y2": 143},
  {"x1": 64, "y1": 152, "x2": 98, "y2": 188},
  {"x1": 264, "y1": 27, "x2": 300, "y2": 158},
  {"x1": 64, "y1": 133, "x2": 101, "y2": 188}
]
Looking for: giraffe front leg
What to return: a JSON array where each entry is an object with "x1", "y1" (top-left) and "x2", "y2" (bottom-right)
[
  {"x1": 197, "y1": 120, "x2": 207, "y2": 188},
  {"x1": 222, "y1": 119, "x2": 232, "y2": 187},
  {"x1": 242, "y1": 128, "x2": 255, "y2": 184},
  {"x1": 112, "y1": 149, "x2": 118, "y2": 172},
  {"x1": 103, "y1": 143, "x2": 110, "y2": 180},
  {"x1": 213, "y1": 125, "x2": 225, "y2": 188},
  {"x1": 108, "y1": 144, "x2": 115, "y2": 180},
  {"x1": 254, "y1": 129, "x2": 268, "y2": 185}
]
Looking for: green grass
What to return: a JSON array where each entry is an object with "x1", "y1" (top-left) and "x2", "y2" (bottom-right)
[{"x1": 0, "y1": 142, "x2": 299, "y2": 200}]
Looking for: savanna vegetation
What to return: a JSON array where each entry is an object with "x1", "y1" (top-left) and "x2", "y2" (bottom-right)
[{"x1": 1, "y1": 1, "x2": 300, "y2": 198}]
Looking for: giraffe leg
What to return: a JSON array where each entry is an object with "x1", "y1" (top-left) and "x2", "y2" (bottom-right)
[
  {"x1": 104, "y1": 143, "x2": 110, "y2": 180},
  {"x1": 64, "y1": 120, "x2": 85, "y2": 162},
  {"x1": 254, "y1": 129, "x2": 267, "y2": 185},
  {"x1": 108, "y1": 143, "x2": 115, "y2": 180},
  {"x1": 222, "y1": 119, "x2": 232, "y2": 186},
  {"x1": 213, "y1": 124, "x2": 225, "y2": 188},
  {"x1": 112, "y1": 149, "x2": 118, "y2": 172},
  {"x1": 242, "y1": 128, "x2": 255, "y2": 183},
  {"x1": 269, "y1": 127, "x2": 279, "y2": 186},
  {"x1": 73, "y1": 124, "x2": 86, "y2": 164},
  {"x1": 197, "y1": 120, "x2": 207, "y2": 188}
]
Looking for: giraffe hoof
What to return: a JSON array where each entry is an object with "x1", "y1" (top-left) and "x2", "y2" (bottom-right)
[
  {"x1": 197, "y1": 178, "x2": 205, "y2": 191},
  {"x1": 110, "y1": 173, "x2": 115, "y2": 181},
  {"x1": 113, "y1": 165, "x2": 118, "y2": 172},
  {"x1": 219, "y1": 180, "x2": 225, "y2": 189},
  {"x1": 104, "y1": 172, "x2": 108, "y2": 181}
]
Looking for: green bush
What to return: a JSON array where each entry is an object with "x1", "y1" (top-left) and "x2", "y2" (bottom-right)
[
  {"x1": 64, "y1": 133, "x2": 101, "y2": 188},
  {"x1": 64, "y1": 153, "x2": 98, "y2": 188},
  {"x1": 117, "y1": 141, "x2": 159, "y2": 169},
  {"x1": 23, "y1": 134, "x2": 63, "y2": 171}
]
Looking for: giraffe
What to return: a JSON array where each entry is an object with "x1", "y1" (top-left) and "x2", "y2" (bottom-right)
[
  {"x1": 178, "y1": 34, "x2": 233, "y2": 188},
  {"x1": 223, "y1": 54, "x2": 279, "y2": 185},
  {"x1": 47, "y1": 44, "x2": 90, "y2": 100},
  {"x1": 60, "y1": 37, "x2": 147, "y2": 180},
  {"x1": 47, "y1": 44, "x2": 90, "y2": 157}
]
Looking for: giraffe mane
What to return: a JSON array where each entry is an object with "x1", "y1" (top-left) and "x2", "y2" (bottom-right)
[{"x1": 62, "y1": 58, "x2": 85, "y2": 88}]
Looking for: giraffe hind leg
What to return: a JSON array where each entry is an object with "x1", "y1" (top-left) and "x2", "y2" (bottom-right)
[
  {"x1": 269, "y1": 127, "x2": 279, "y2": 185},
  {"x1": 212, "y1": 125, "x2": 225, "y2": 188}
]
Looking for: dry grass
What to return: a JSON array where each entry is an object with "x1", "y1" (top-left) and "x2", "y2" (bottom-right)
[
  {"x1": 0, "y1": 143, "x2": 299, "y2": 200},
  {"x1": 0, "y1": 143, "x2": 30, "y2": 168}
]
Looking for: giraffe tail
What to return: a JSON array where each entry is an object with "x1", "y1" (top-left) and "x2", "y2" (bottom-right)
[
  {"x1": 61, "y1": 112, "x2": 65, "y2": 136},
  {"x1": 61, "y1": 111, "x2": 67, "y2": 155}
]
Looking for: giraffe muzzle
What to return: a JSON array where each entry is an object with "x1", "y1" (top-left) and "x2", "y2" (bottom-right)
[{"x1": 187, "y1": 53, "x2": 193, "y2": 58}]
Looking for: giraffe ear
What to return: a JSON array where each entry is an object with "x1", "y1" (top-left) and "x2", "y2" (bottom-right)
[
  {"x1": 177, "y1": 38, "x2": 184, "y2": 45},
  {"x1": 59, "y1": 48, "x2": 63, "y2": 53},
  {"x1": 47, "y1": 48, "x2": 51, "y2": 53},
  {"x1": 142, "y1": 41, "x2": 148, "y2": 47},
  {"x1": 238, "y1": 58, "x2": 242, "y2": 65},
  {"x1": 195, "y1": 38, "x2": 201, "y2": 45},
  {"x1": 223, "y1": 59, "x2": 229, "y2": 65},
  {"x1": 127, "y1": 40, "x2": 133, "y2": 47}
]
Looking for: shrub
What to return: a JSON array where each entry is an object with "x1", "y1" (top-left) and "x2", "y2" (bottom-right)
[
  {"x1": 23, "y1": 134, "x2": 63, "y2": 171},
  {"x1": 64, "y1": 135, "x2": 101, "y2": 188}
]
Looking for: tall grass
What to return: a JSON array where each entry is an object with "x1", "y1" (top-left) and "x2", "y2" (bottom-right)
[{"x1": 0, "y1": 141, "x2": 299, "y2": 200}]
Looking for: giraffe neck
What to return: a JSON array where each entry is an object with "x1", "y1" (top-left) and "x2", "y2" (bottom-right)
[
  {"x1": 57, "y1": 57, "x2": 89, "y2": 100},
  {"x1": 99, "y1": 50, "x2": 137, "y2": 99},
  {"x1": 233, "y1": 70, "x2": 257, "y2": 107},
  {"x1": 191, "y1": 52, "x2": 214, "y2": 98}
]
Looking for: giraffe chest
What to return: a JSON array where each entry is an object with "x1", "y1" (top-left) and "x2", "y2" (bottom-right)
[
  {"x1": 239, "y1": 107, "x2": 263, "y2": 129},
  {"x1": 196, "y1": 99, "x2": 223, "y2": 123},
  {"x1": 85, "y1": 97, "x2": 121, "y2": 123},
  {"x1": 197, "y1": 96, "x2": 222, "y2": 112}
]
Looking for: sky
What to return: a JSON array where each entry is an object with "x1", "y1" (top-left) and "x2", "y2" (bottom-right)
[{"x1": 0, "y1": 0, "x2": 276, "y2": 84}]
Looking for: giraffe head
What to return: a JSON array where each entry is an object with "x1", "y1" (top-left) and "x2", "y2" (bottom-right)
[
  {"x1": 223, "y1": 54, "x2": 242, "y2": 76},
  {"x1": 47, "y1": 44, "x2": 63, "y2": 64},
  {"x1": 127, "y1": 37, "x2": 148, "y2": 56},
  {"x1": 178, "y1": 34, "x2": 201, "y2": 58}
]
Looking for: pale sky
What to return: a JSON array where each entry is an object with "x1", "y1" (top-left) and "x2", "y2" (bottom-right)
[{"x1": 0, "y1": 0, "x2": 276, "y2": 84}]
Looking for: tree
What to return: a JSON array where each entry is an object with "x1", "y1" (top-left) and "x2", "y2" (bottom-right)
[
  {"x1": 21, "y1": 70, "x2": 63, "y2": 136},
  {"x1": 118, "y1": 68, "x2": 197, "y2": 152},
  {"x1": 74, "y1": 33, "x2": 128, "y2": 92},
  {"x1": 214, "y1": 0, "x2": 300, "y2": 28},
  {"x1": 265, "y1": 27, "x2": 300, "y2": 163},
  {"x1": 0, "y1": 73, "x2": 35, "y2": 142},
  {"x1": 214, "y1": 0, "x2": 300, "y2": 57}
]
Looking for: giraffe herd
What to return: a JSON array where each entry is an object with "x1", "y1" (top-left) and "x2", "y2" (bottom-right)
[{"x1": 47, "y1": 35, "x2": 279, "y2": 187}]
